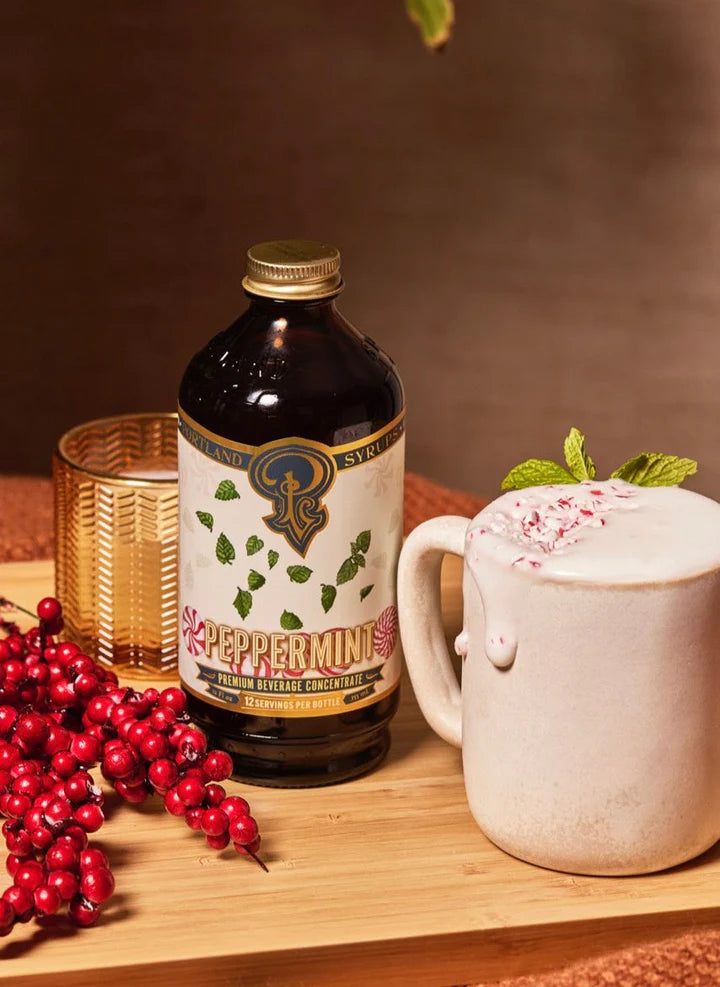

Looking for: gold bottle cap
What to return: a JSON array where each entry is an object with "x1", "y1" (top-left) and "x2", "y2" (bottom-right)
[{"x1": 242, "y1": 239, "x2": 343, "y2": 300}]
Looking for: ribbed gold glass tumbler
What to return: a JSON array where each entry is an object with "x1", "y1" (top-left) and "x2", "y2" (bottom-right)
[{"x1": 54, "y1": 413, "x2": 178, "y2": 674}]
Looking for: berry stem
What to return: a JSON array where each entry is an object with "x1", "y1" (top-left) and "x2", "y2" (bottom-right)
[
  {"x1": 0, "y1": 597, "x2": 36, "y2": 620},
  {"x1": 246, "y1": 849, "x2": 269, "y2": 873}
]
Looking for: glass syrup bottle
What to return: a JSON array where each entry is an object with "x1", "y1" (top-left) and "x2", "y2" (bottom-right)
[{"x1": 178, "y1": 240, "x2": 405, "y2": 786}]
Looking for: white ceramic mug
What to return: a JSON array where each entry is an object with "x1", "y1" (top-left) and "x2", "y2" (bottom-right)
[{"x1": 397, "y1": 512, "x2": 720, "y2": 876}]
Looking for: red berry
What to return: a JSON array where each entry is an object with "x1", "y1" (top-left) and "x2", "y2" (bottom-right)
[
  {"x1": 228, "y1": 815, "x2": 259, "y2": 846},
  {"x1": 80, "y1": 867, "x2": 115, "y2": 904},
  {"x1": 47, "y1": 869, "x2": 78, "y2": 901},
  {"x1": 14, "y1": 712, "x2": 49, "y2": 748},
  {"x1": 159, "y1": 687, "x2": 187, "y2": 715},
  {"x1": 201, "y1": 808, "x2": 229, "y2": 837},
  {"x1": 176, "y1": 776, "x2": 205, "y2": 807},
  {"x1": 178, "y1": 729, "x2": 207, "y2": 762},
  {"x1": 70, "y1": 732, "x2": 102, "y2": 765},
  {"x1": 45, "y1": 724, "x2": 71, "y2": 755},
  {"x1": 163, "y1": 788, "x2": 186, "y2": 817},
  {"x1": 68, "y1": 895, "x2": 99, "y2": 927},
  {"x1": 114, "y1": 780, "x2": 149, "y2": 803},
  {"x1": 184, "y1": 807, "x2": 204, "y2": 831},
  {"x1": 204, "y1": 750, "x2": 233, "y2": 781},
  {"x1": 127, "y1": 719, "x2": 151, "y2": 748},
  {"x1": 6, "y1": 829, "x2": 32, "y2": 856},
  {"x1": 51, "y1": 750, "x2": 79, "y2": 779},
  {"x1": 219, "y1": 796, "x2": 250, "y2": 822},
  {"x1": 0, "y1": 706, "x2": 18, "y2": 736},
  {"x1": 0, "y1": 898, "x2": 13, "y2": 935},
  {"x1": 56, "y1": 641, "x2": 80, "y2": 663},
  {"x1": 79, "y1": 848, "x2": 108, "y2": 872},
  {"x1": 234, "y1": 834, "x2": 262, "y2": 857},
  {"x1": 86, "y1": 695, "x2": 114, "y2": 724},
  {"x1": 2, "y1": 885, "x2": 34, "y2": 920},
  {"x1": 12, "y1": 773, "x2": 43, "y2": 799},
  {"x1": 64, "y1": 771, "x2": 93, "y2": 803},
  {"x1": 13, "y1": 860, "x2": 45, "y2": 891},
  {"x1": 5, "y1": 793, "x2": 31, "y2": 819},
  {"x1": 49, "y1": 680, "x2": 76, "y2": 707},
  {"x1": 74, "y1": 673, "x2": 100, "y2": 699},
  {"x1": 147, "y1": 758, "x2": 178, "y2": 792},
  {"x1": 29, "y1": 826, "x2": 54, "y2": 851},
  {"x1": 206, "y1": 831, "x2": 230, "y2": 850},
  {"x1": 73, "y1": 803, "x2": 104, "y2": 833},
  {"x1": 102, "y1": 744, "x2": 136, "y2": 779},
  {"x1": 44, "y1": 796, "x2": 74, "y2": 827},
  {"x1": 204, "y1": 783, "x2": 226, "y2": 807},
  {"x1": 143, "y1": 687, "x2": 160, "y2": 704},
  {"x1": 33, "y1": 884, "x2": 61, "y2": 915},
  {"x1": 139, "y1": 731, "x2": 169, "y2": 761},
  {"x1": 46, "y1": 841, "x2": 78, "y2": 871},
  {"x1": 37, "y1": 597, "x2": 62, "y2": 623},
  {"x1": 6, "y1": 853, "x2": 27, "y2": 877},
  {"x1": 57, "y1": 825, "x2": 89, "y2": 852},
  {"x1": 150, "y1": 707, "x2": 175, "y2": 732}
]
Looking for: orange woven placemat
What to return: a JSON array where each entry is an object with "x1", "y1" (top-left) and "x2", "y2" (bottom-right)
[
  {"x1": 2, "y1": 473, "x2": 720, "y2": 985},
  {"x1": 0, "y1": 472, "x2": 486, "y2": 564}
]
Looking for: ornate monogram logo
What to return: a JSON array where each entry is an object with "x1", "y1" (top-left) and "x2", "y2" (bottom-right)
[{"x1": 248, "y1": 443, "x2": 337, "y2": 556}]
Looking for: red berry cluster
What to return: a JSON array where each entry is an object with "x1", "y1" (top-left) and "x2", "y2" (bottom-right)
[{"x1": 0, "y1": 596, "x2": 264, "y2": 939}]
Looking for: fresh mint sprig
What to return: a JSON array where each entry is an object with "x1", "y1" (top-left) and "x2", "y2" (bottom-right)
[{"x1": 501, "y1": 428, "x2": 697, "y2": 491}]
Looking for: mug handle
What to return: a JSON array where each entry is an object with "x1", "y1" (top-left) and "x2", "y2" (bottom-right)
[{"x1": 397, "y1": 515, "x2": 469, "y2": 749}]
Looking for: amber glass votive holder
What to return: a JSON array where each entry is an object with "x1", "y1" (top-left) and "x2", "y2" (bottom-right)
[{"x1": 53, "y1": 413, "x2": 178, "y2": 674}]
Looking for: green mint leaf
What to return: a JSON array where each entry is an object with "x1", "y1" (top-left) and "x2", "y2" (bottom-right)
[
  {"x1": 196, "y1": 511, "x2": 214, "y2": 532},
  {"x1": 215, "y1": 479, "x2": 240, "y2": 501},
  {"x1": 233, "y1": 588, "x2": 252, "y2": 619},
  {"x1": 246, "y1": 535, "x2": 264, "y2": 556},
  {"x1": 610, "y1": 453, "x2": 698, "y2": 487},
  {"x1": 248, "y1": 570, "x2": 265, "y2": 591},
  {"x1": 287, "y1": 565, "x2": 312, "y2": 584},
  {"x1": 563, "y1": 427, "x2": 596, "y2": 481},
  {"x1": 360, "y1": 584, "x2": 374, "y2": 601},
  {"x1": 267, "y1": 549, "x2": 279, "y2": 569},
  {"x1": 406, "y1": 0, "x2": 454, "y2": 50},
  {"x1": 321, "y1": 584, "x2": 337, "y2": 614},
  {"x1": 337, "y1": 557, "x2": 359, "y2": 585},
  {"x1": 280, "y1": 610, "x2": 303, "y2": 631},
  {"x1": 216, "y1": 532, "x2": 235, "y2": 565},
  {"x1": 352, "y1": 553, "x2": 366, "y2": 568},
  {"x1": 356, "y1": 530, "x2": 371, "y2": 554},
  {"x1": 501, "y1": 459, "x2": 578, "y2": 491}
]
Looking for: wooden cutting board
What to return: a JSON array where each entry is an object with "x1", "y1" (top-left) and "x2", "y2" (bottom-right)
[{"x1": 1, "y1": 559, "x2": 719, "y2": 986}]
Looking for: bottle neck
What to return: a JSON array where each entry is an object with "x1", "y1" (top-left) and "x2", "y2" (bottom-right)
[{"x1": 244, "y1": 292, "x2": 342, "y2": 320}]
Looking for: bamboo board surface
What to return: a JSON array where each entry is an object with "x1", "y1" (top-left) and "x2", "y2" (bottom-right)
[{"x1": 0, "y1": 559, "x2": 719, "y2": 986}]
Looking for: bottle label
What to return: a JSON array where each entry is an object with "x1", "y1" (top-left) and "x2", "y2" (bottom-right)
[{"x1": 177, "y1": 408, "x2": 405, "y2": 717}]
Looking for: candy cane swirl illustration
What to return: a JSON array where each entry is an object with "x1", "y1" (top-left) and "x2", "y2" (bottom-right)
[
  {"x1": 373, "y1": 605, "x2": 398, "y2": 659},
  {"x1": 317, "y1": 628, "x2": 354, "y2": 677},
  {"x1": 182, "y1": 606, "x2": 206, "y2": 656}
]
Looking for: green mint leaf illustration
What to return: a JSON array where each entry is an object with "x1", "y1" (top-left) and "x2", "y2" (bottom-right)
[
  {"x1": 321, "y1": 584, "x2": 337, "y2": 613},
  {"x1": 280, "y1": 610, "x2": 303, "y2": 631},
  {"x1": 246, "y1": 534, "x2": 264, "y2": 556},
  {"x1": 563, "y1": 427, "x2": 596, "y2": 482},
  {"x1": 248, "y1": 570, "x2": 265, "y2": 591},
  {"x1": 337, "y1": 557, "x2": 359, "y2": 585},
  {"x1": 501, "y1": 459, "x2": 578, "y2": 491},
  {"x1": 610, "y1": 453, "x2": 698, "y2": 487},
  {"x1": 196, "y1": 511, "x2": 214, "y2": 532},
  {"x1": 360, "y1": 584, "x2": 374, "y2": 601},
  {"x1": 233, "y1": 588, "x2": 252, "y2": 619},
  {"x1": 352, "y1": 553, "x2": 366, "y2": 568},
  {"x1": 287, "y1": 565, "x2": 312, "y2": 584},
  {"x1": 356, "y1": 530, "x2": 371, "y2": 553},
  {"x1": 215, "y1": 479, "x2": 240, "y2": 501},
  {"x1": 216, "y1": 532, "x2": 235, "y2": 565},
  {"x1": 267, "y1": 549, "x2": 279, "y2": 569}
]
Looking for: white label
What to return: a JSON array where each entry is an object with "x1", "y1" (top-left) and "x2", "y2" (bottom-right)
[{"x1": 177, "y1": 409, "x2": 405, "y2": 717}]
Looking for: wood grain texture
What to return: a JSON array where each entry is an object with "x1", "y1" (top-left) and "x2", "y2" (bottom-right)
[
  {"x1": 1, "y1": 559, "x2": 720, "y2": 985},
  {"x1": 3, "y1": 1, "x2": 720, "y2": 499}
]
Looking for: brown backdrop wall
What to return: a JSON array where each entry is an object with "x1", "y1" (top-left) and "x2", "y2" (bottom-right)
[{"x1": 2, "y1": 1, "x2": 719, "y2": 498}]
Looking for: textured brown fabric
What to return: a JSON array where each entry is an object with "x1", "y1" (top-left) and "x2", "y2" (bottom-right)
[
  {"x1": 0, "y1": 475, "x2": 54, "y2": 563},
  {"x1": 0, "y1": 472, "x2": 486, "y2": 564},
  {"x1": 3, "y1": 473, "x2": 720, "y2": 985},
  {"x1": 480, "y1": 929, "x2": 720, "y2": 987}
]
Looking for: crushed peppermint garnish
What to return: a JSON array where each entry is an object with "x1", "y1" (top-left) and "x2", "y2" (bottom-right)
[{"x1": 474, "y1": 481, "x2": 639, "y2": 559}]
